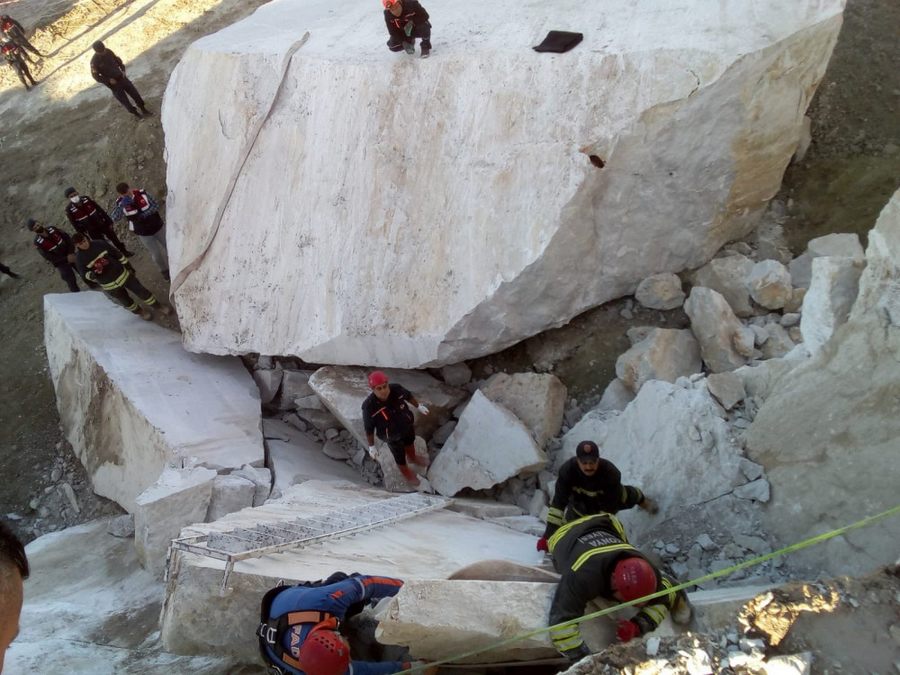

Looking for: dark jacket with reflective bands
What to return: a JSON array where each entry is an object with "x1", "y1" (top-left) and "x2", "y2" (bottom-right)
[
  {"x1": 547, "y1": 513, "x2": 684, "y2": 658},
  {"x1": 361, "y1": 383, "x2": 415, "y2": 442}
]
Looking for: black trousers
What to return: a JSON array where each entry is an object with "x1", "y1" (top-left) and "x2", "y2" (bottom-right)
[
  {"x1": 9, "y1": 30, "x2": 41, "y2": 58},
  {"x1": 109, "y1": 78, "x2": 145, "y2": 114},
  {"x1": 9, "y1": 59, "x2": 35, "y2": 87},
  {"x1": 105, "y1": 274, "x2": 156, "y2": 312},
  {"x1": 55, "y1": 263, "x2": 80, "y2": 292},
  {"x1": 86, "y1": 225, "x2": 131, "y2": 256},
  {"x1": 385, "y1": 430, "x2": 416, "y2": 466},
  {"x1": 387, "y1": 23, "x2": 431, "y2": 51}
]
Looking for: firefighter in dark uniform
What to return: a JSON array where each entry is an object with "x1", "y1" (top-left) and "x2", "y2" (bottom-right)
[
  {"x1": 537, "y1": 441, "x2": 657, "y2": 552},
  {"x1": 0, "y1": 15, "x2": 43, "y2": 61},
  {"x1": 548, "y1": 512, "x2": 692, "y2": 660},
  {"x1": 1, "y1": 40, "x2": 37, "y2": 89},
  {"x1": 90, "y1": 40, "x2": 151, "y2": 118},
  {"x1": 64, "y1": 186, "x2": 134, "y2": 257},
  {"x1": 72, "y1": 233, "x2": 171, "y2": 320},
  {"x1": 28, "y1": 219, "x2": 82, "y2": 292},
  {"x1": 382, "y1": 0, "x2": 432, "y2": 58},
  {"x1": 362, "y1": 371, "x2": 430, "y2": 486}
]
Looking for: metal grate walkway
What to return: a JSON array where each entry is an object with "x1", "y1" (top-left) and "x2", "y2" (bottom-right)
[{"x1": 166, "y1": 492, "x2": 450, "y2": 592}]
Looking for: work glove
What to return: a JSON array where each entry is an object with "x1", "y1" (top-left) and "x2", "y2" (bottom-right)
[
  {"x1": 416, "y1": 404, "x2": 429, "y2": 415},
  {"x1": 616, "y1": 619, "x2": 641, "y2": 643},
  {"x1": 536, "y1": 537, "x2": 548, "y2": 552},
  {"x1": 639, "y1": 497, "x2": 659, "y2": 514},
  {"x1": 403, "y1": 20, "x2": 414, "y2": 36},
  {"x1": 367, "y1": 445, "x2": 377, "y2": 459}
]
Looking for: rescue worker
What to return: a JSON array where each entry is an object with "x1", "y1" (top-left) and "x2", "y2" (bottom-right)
[
  {"x1": 64, "y1": 186, "x2": 134, "y2": 257},
  {"x1": 28, "y1": 219, "x2": 82, "y2": 292},
  {"x1": 111, "y1": 182, "x2": 169, "y2": 281},
  {"x1": 362, "y1": 371, "x2": 430, "y2": 486},
  {"x1": 90, "y1": 40, "x2": 151, "y2": 118},
  {"x1": 72, "y1": 233, "x2": 171, "y2": 320},
  {"x1": 537, "y1": 440, "x2": 658, "y2": 552},
  {"x1": 1, "y1": 40, "x2": 37, "y2": 89},
  {"x1": 259, "y1": 573, "x2": 411, "y2": 675},
  {"x1": 548, "y1": 512, "x2": 692, "y2": 661},
  {"x1": 382, "y1": 0, "x2": 432, "y2": 58},
  {"x1": 0, "y1": 15, "x2": 43, "y2": 61}
]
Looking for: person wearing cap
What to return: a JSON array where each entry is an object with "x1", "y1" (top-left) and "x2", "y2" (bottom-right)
[
  {"x1": 547, "y1": 512, "x2": 691, "y2": 660},
  {"x1": 28, "y1": 219, "x2": 82, "y2": 292},
  {"x1": 72, "y1": 232, "x2": 172, "y2": 320},
  {"x1": 63, "y1": 186, "x2": 134, "y2": 257},
  {"x1": 90, "y1": 40, "x2": 151, "y2": 118},
  {"x1": 537, "y1": 440, "x2": 657, "y2": 552},
  {"x1": 382, "y1": 0, "x2": 432, "y2": 58},
  {"x1": 361, "y1": 371, "x2": 430, "y2": 486},
  {"x1": 259, "y1": 573, "x2": 415, "y2": 675}
]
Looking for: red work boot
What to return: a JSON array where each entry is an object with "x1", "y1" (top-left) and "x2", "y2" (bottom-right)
[
  {"x1": 405, "y1": 445, "x2": 429, "y2": 468},
  {"x1": 398, "y1": 465, "x2": 420, "y2": 486}
]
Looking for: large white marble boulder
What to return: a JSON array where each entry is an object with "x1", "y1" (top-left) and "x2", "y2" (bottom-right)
[
  {"x1": 615, "y1": 328, "x2": 702, "y2": 393},
  {"x1": 163, "y1": 0, "x2": 843, "y2": 367},
  {"x1": 43, "y1": 292, "x2": 264, "y2": 513},
  {"x1": 745, "y1": 190, "x2": 900, "y2": 577},
  {"x1": 685, "y1": 287, "x2": 755, "y2": 372},
  {"x1": 308, "y1": 366, "x2": 466, "y2": 445},
  {"x1": 479, "y1": 372, "x2": 567, "y2": 447},
  {"x1": 799, "y1": 256, "x2": 863, "y2": 353},
  {"x1": 427, "y1": 391, "x2": 547, "y2": 496}
]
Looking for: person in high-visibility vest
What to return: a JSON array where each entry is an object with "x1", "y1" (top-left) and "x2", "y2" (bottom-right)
[{"x1": 547, "y1": 512, "x2": 692, "y2": 661}]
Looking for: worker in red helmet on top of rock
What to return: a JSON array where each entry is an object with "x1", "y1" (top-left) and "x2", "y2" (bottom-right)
[
  {"x1": 382, "y1": 0, "x2": 432, "y2": 58},
  {"x1": 547, "y1": 512, "x2": 692, "y2": 662},
  {"x1": 362, "y1": 371, "x2": 430, "y2": 486}
]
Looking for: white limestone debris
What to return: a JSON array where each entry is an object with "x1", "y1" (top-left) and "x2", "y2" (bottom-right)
[
  {"x1": 478, "y1": 372, "x2": 567, "y2": 447},
  {"x1": 43, "y1": 292, "x2": 264, "y2": 513},
  {"x1": 427, "y1": 391, "x2": 547, "y2": 496},
  {"x1": 789, "y1": 232, "x2": 866, "y2": 288},
  {"x1": 690, "y1": 255, "x2": 756, "y2": 317},
  {"x1": 705, "y1": 372, "x2": 746, "y2": 411},
  {"x1": 635, "y1": 273, "x2": 686, "y2": 310},
  {"x1": 615, "y1": 328, "x2": 702, "y2": 394},
  {"x1": 164, "y1": 0, "x2": 844, "y2": 367},
  {"x1": 747, "y1": 260, "x2": 793, "y2": 310},
  {"x1": 799, "y1": 256, "x2": 863, "y2": 354},
  {"x1": 205, "y1": 474, "x2": 255, "y2": 522},
  {"x1": 684, "y1": 287, "x2": 755, "y2": 372}
]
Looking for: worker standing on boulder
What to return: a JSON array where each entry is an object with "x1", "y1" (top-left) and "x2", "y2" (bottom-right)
[
  {"x1": 90, "y1": 41, "x2": 152, "y2": 119},
  {"x1": 537, "y1": 440, "x2": 657, "y2": 552},
  {"x1": 64, "y1": 186, "x2": 135, "y2": 258},
  {"x1": 72, "y1": 233, "x2": 171, "y2": 320},
  {"x1": 362, "y1": 371, "x2": 430, "y2": 486},
  {"x1": 28, "y1": 219, "x2": 82, "y2": 292},
  {"x1": 382, "y1": 0, "x2": 432, "y2": 58},
  {"x1": 259, "y1": 572, "x2": 413, "y2": 675},
  {"x1": 548, "y1": 512, "x2": 691, "y2": 661}
]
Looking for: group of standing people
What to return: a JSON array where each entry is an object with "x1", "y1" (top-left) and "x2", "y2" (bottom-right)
[
  {"x1": 27, "y1": 183, "x2": 171, "y2": 319},
  {"x1": 1, "y1": 14, "x2": 43, "y2": 90}
]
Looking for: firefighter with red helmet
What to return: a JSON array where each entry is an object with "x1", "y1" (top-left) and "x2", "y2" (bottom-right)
[
  {"x1": 259, "y1": 573, "x2": 414, "y2": 675},
  {"x1": 362, "y1": 371, "x2": 430, "y2": 486},
  {"x1": 547, "y1": 512, "x2": 692, "y2": 661},
  {"x1": 382, "y1": 0, "x2": 432, "y2": 58}
]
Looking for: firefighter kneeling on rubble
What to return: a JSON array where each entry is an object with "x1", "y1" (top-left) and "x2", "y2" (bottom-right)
[
  {"x1": 547, "y1": 513, "x2": 693, "y2": 662},
  {"x1": 259, "y1": 572, "x2": 429, "y2": 675}
]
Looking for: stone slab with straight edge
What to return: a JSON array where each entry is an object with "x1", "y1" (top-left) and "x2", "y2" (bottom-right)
[
  {"x1": 163, "y1": 0, "x2": 844, "y2": 367},
  {"x1": 43, "y1": 292, "x2": 264, "y2": 513}
]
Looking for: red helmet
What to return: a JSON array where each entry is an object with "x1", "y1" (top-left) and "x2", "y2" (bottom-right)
[
  {"x1": 368, "y1": 371, "x2": 389, "y2": 388},
  {"x1": 382, "y1": 0, "x2": 400, "y2": 7},
  {"x1": 298, "y1": 629, "x2": 350, "y2": 675},
  {"x1": 611, "y1": 557, "x2": 657, "y2": 602}
]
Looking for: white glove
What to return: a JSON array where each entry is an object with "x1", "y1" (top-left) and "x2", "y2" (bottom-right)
[
  {"x1": 417, "y1": 404, "x2": 430, "y2": 415},
  {"x1": 367, "y1": 445, "x2": 377, "y2": 459}
]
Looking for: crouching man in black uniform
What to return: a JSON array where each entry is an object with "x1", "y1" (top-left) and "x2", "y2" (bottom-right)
[
  {"x1": 383, "y1": 0, "x2": 432, "y2": 58},
  {"x1": 548, "y1": 512, "x2": 692, "y2": 661}
]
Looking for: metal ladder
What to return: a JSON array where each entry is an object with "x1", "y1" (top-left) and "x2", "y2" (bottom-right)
[{"x1": 166, "y1": 492, "x2": 450, "y2": 592}]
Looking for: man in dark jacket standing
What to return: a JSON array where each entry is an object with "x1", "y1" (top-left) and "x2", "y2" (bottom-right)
[
  {"x1": 64, "y1": 186, "x2": 134, "y2": 257},
  {"x1": 111, "y1": 182, "x2": 169, "y2": 281},
  {"x1": 362, "y1": 371, "x2": 430, "y2": 486},
  {"x1": 29, "y1": 219, "x2": 82, "y2": 292},
  {"x1": 537, "y1": 441, "x2": 657, "y2": 552},
  {"x1": 2, "y1": 41, "x2": 37, "y2": 89},
  {"x1": 90, "y1": 41, "x2": 151, "y2": 118},
  {"x1": 0, "y1": 15, "x2": 43, "y2": 61},
  {"x1": 383, "y1": 0, "x2": 431, "y2": 58},
  {"x1": 547, "y1": 513, "x2": 691, "y2": 661},
  {"x1": 72, "y1": 233, "x2": 171, "y2": 320}
]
